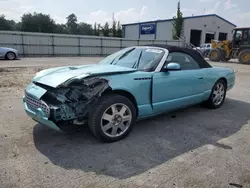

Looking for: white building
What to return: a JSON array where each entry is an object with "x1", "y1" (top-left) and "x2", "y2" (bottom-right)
[{"x1": 122, "y1": 14, "x2": 236, "y2": 47}]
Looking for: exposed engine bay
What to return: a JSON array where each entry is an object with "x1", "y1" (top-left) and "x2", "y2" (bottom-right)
[{"x1": 33, "y1": 77, "x2": 110, "y2": 124}]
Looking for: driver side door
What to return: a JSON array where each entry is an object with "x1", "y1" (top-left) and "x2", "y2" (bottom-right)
[{"x1": 152, "y1": 52, "x2": 205, "y2": 114}]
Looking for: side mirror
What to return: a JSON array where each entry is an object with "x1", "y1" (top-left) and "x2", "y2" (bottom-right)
[{"x1": 164, "y1": 62, "x2": 181, "y2": 71}]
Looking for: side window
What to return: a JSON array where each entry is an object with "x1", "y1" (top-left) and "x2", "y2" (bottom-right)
[
  {"x1": 243, "y1": 30, "x2": 248, "y2": 40},
  {"x1": 235, "y1": 30, "x2": 242, "y2": 40},
  {"x1": 165, "y1": 52, "x2": 200, "y2": 70}
]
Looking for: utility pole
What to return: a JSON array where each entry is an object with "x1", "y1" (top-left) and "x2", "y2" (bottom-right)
[
  {"x1": 112, "y1": 12, "x2": 115, "y2": 37},
  {"x1": 112, "y1": 12, "x2": 115, "y2": 22}
]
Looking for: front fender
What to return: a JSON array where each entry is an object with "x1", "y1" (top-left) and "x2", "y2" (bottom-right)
[
  {"x1": 104, "y1": 72, "x2": 153, "y2": 117},
  {"x1": 108, "y1": 76, "x2": 152, "y2": 106}
]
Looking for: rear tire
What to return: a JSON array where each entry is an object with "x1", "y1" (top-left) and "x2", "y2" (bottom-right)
[
  {"x1": 5, "y1": 52, "x2": 16, "y2": 60},
  {"x1": 238, "y1": 49, "x2": 250, "y2": 64},
  {"x1": 208, "y1": 49, "x2": 222, "y2": 62},
  {"x1": 204, "y1": 79, "x2": 227, "y2": 109},
  {"x1": 88, "y1": 94, "x2": 137, "y2": 142}
]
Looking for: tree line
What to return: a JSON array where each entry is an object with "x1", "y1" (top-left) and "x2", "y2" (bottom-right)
[
  {"x1": 0, "y1": 13, "x2": 123, "y2": 37},
  {"x1": 0, "y1": 1, "x2": 183, "y2": 39}
]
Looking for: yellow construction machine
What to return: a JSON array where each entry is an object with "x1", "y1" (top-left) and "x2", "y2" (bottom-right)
[{"x1": 208, "y1": 27, "x2": 250, "y2": 64}]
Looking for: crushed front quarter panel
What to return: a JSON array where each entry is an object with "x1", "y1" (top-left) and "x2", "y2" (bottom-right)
[{"x1": 24, "y1": 76, "x2": 110, "y2": 130}]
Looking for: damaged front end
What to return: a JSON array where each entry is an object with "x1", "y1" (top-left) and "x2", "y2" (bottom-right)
[{"x1": 24, "y1": 77, "x2": 110, "y2": 131}]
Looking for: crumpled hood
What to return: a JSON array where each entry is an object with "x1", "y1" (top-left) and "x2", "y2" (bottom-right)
[{"x1": 33, "y1": 64, "x2": 137, "y2": 88}]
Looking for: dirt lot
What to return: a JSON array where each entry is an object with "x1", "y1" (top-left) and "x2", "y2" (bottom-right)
[{"x1": 0, "y1": 57, "x2": 250, "y2": 188}]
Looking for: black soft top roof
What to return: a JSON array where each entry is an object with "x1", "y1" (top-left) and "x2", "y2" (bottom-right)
[{"x1": 144, "y1": 44, "x2": 212, "y2": 68}]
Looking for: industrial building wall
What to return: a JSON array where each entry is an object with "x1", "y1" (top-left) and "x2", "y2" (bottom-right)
[
  {"x1": 183, "y1": 16, "x2": 235, "y2": 45},
  {"x1": 123, "y1": 15, "x2": 235, "y2": 45},
  {"x1": 0, "y1": 31, "x2": 184, "y2": 56},
  {"x1": 139, "y1": 33, "x2": 155, "y2": 40},
  {"x1": 123, "y1": 25, "x2": 139, "y2": 39},
  {"x1": 124, "y1": 22, "x2": 173, "y2": 40},
  {"x1": 156, "y1": 21, "x2": 173, "y2": 40},
  {"x1": 124, "y1": 23, "x2": 156, "y2": 40}
]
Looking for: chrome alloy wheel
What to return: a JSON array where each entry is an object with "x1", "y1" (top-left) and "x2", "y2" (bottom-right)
[
  {"x1": 101, "y1": 103, "x2": 132, "y2": 138},
  {"x1": 7, "y1": 52, "x2": 15, "y2": 60},
  {"x1": 212, "y1": 82, "x2": 225, "y2": 106}
]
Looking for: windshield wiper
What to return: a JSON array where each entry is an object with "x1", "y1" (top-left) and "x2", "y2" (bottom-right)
[
  {"x1": 109, "y1": 56, "x2": 117, "y2": 65},
  {"x1": 112, "y1": 48, "x2": 135, "y2": 65},
  {"x1": 132, "y1": 51, "x2": 143, "y2": 69}
]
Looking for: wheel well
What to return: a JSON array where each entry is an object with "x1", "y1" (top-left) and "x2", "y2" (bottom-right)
[
  {"x1": 219, "y1": 77, "x2": 228, "y2": 89},
  {"x1": 104, "y1": 89, "x2": 138, "y2": 117},
  {"x1": 5, "y1": 51, "x2": 16, "y2": 58}
]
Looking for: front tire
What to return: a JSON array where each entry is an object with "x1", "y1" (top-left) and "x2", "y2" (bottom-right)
[
  {"x1": 238, "y1": 49, "x2": 250, "y2": 64},
  {"x1": 5, "y1": 52, "x2": 16, "y2": 60},
  {"x1": 88, "y1": 94, "x2": 137, "y2": 142},
  {"x1": 208, "y1": 49, "x2": 222, "y2": 62},
  {"x1": 205, "y1": 79, "x2": 227, "y2": 109}
]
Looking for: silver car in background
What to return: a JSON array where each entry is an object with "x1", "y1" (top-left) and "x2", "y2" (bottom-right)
[
  {"x1": 0, "y1": 47, "x2": 19, "y2": 60},
  {"x1": 194, "y1": 43, "x2": 212, "y2": 57}
]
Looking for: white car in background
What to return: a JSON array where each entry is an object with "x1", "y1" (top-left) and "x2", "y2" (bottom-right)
[
  {"x1": 0, "y1": 47, "x2": 19, "y2": 60},
  {"x1": 195, "y1": 43, "x2": 212, "y2": 57}
]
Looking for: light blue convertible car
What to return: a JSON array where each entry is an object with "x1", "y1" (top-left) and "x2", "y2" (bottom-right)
[{"x1": 23, "y1": 45, "x2": 235, "y2": 142}]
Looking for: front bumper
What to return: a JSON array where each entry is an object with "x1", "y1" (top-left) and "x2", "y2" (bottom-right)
[
  {"x1": 23, "y1": 96, "x2": 61, "y2": 132},
  {"x1": 15, "y1": 52, "x2": 19, "y2": 59}
]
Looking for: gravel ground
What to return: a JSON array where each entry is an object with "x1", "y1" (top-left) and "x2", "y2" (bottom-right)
[{"x1": 0, "y1": 57, "x2": 250, "y2": 188}]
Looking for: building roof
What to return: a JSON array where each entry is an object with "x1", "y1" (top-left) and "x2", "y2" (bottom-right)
[
  {"x1": 234, "y1": 27, "x2": 250, "y2": 30},
  {"x1": 122, "y1": 14, "x2": 237, "y2": 27}
]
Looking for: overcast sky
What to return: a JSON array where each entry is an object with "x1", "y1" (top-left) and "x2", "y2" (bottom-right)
[{"x1": 1, "y1": 0, "x2": 249, "y2": 27}]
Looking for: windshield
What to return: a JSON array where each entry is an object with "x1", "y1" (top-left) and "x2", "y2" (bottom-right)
[{"x1": 99, "y1": 47, "x2": 165, "y2": 71}]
